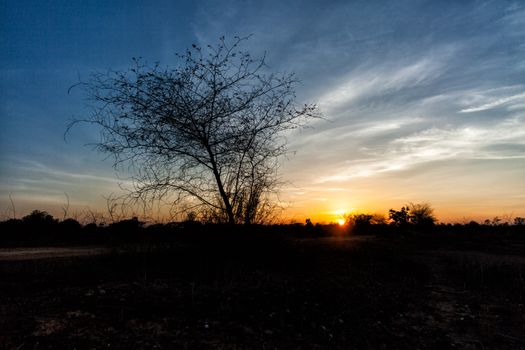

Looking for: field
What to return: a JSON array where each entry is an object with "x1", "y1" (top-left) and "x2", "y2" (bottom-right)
[{"x1": 1, "y1": 231, "x2": 524, "y2": 349}]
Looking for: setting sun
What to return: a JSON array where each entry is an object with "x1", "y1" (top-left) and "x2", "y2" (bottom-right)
[{"x1": 331, "y1": 208, "x2": 352, "y2": 225}]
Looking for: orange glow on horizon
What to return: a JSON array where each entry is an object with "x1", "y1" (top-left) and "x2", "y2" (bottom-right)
[{"x1": 7, "y1": 191, "x2": 524, "y2": 225}]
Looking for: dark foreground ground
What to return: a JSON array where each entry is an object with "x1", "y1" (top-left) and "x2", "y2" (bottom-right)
[{"x1": 1, "y1": 233, "x2": 524, "y2": 349}]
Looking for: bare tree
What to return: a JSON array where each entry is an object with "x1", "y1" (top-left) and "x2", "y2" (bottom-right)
[{"x1": 70, "y1": 36, "x2": 318, "y2": 224}]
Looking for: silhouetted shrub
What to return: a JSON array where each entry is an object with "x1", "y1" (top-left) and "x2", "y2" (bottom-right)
[
  {"x1": 388, "y1": 203, "x2": 436, "y2": 232},
  {"x1": 408, "y1": 203, "x2": 436, "y2": 227},
  {"x1": 514, "y1": 217, "x2": 525, "y2": 226},
  {"x1": 389, "y1": 206, "x2": 410, "y2": 227},
  {"x1": 58, "y1": 218, "x2": 82, "y2": 231},
  {"x1": 22, "y1": 210, "x2": 57, "y2": 226},
  {"x1": 346, "y1": 213, "x2": 386, "y2": 235}
]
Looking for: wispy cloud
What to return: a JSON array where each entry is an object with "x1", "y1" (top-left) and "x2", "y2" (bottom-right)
[
  {"x1": 0, "y1": 158, "x2": 130, "y2": 209},
  {"x1": 318, "y1": 54, "x2": 450, "y2": 115},
  {"x1": 6, "y1": 159, "x2": 125, "y2": 185},
  {"x1": 460, "y1": 90, "x2": 525, "y2": 113},
  {"x1": 314, "y1": 116, "x2": 525, "y2": 184}
]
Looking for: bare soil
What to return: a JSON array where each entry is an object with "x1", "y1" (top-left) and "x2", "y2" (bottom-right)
[
  {"x1": 0, "y1": 247, "x2": 109, "y2": 261},
  {"x1": 1, "y1": 235, "x2": 524, "y2": 349}
]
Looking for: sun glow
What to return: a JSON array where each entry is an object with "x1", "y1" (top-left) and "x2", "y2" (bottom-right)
[
  {"x1": 333, "y1": 208, "x2": 352, "y2": 217},
  {"x1": 332, "y1": 208, "x2": 352, "y2": 226}
]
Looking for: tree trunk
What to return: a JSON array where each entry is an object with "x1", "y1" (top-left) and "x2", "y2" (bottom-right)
[{"x1": 205, "y1": 145, "x2": 235, "y2": 224}]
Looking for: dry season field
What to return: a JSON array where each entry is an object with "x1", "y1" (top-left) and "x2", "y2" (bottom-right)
[{"x1": 1, "y1": 234, "x2": 524, "y2": 349}]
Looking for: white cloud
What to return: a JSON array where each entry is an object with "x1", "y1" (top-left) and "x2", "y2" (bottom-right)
[
  {"x1": 332, "y1": 117, "x2": 425, "y2": 140},
  {"x1": 12, "y1": 159, "x2": 124, "y2": 185},
  {"x1": 313, "y1": 115, "x2": 525, "y2": 184},
  {"x1": 460, "y1": 91, "x2": 525, "y2": 113},
  {"x1": 317, "y1": 54, "x2": 451, "y2": 114}
]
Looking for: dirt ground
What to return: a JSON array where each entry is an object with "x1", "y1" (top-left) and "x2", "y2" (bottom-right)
[
  {"x1": 1, "y1": 235, "x2": 524, "y2": 349},
  {"x1": 0, "y1": 247, "x2": 110, "y2": 261}
]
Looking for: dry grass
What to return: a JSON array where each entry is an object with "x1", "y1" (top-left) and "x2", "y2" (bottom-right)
[{"x1": 1, "y1": 232, "x2": 524, "y2": 349}]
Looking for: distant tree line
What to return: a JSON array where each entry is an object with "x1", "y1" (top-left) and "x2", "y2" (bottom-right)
[{"x1": 1, "y1": 206, "x2": 524, "y2": 247}]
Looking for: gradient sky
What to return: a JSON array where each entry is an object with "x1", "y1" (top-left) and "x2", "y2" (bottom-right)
[{"x1": 1, "y1": 0, "x2": 524, "y2": 223}]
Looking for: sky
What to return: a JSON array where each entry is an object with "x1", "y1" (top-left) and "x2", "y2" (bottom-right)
[{"x1": 1, "y1": 0, "x2": 524, "y2": 223}]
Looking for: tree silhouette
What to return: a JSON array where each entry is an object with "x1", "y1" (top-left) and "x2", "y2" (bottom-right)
[
  {"x1": 22, "y1": 210, "x2": 57, "y2": 227},
  {"x1": 389, "y1": 203, "x2": 436, "y2": 227},
  {"x1": 408, "y1": 202, "x2": 436, "y2": 226},
  {"x1": 389, "y1": 206, "x2": 410, "y2": 227},
  {"x1": 71, "y1": 36, "x2": 318, "y2": 224},
  {"x1": 346, "y1": 213, "x2": 386, "y2": 234},
  {"x1": 514, "y1": 217, "x2": 525, "y2": 226}
]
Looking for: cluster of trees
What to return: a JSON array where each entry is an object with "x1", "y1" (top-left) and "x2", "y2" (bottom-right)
[
  {"x1": 341, "y1": 202, "x2": 436, "y2": 230},
  {"x1": 0, "y1": 210, "x2": 145, "y2": 246},
  {"x1": 482, "y1": 216, "x2": 525, "y2": 226},
  {"x1": 0, "y1": 209, "x2": 336, "y2": 246},
  {"x1": 339, "y1": 203, "x2": 525, "y2": 235},
  {"x1": 388, "y1": 203, "x2": 436, "y2": 227}
]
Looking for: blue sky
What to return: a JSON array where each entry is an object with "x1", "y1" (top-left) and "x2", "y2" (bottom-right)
[{"x1": 1, "y1": 0, "x2": 524, "y2": 222}]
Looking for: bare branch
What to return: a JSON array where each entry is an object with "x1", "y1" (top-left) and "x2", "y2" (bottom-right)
[{"x1": 62, "y1": 192, "x2": 70, "y2": 220}]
